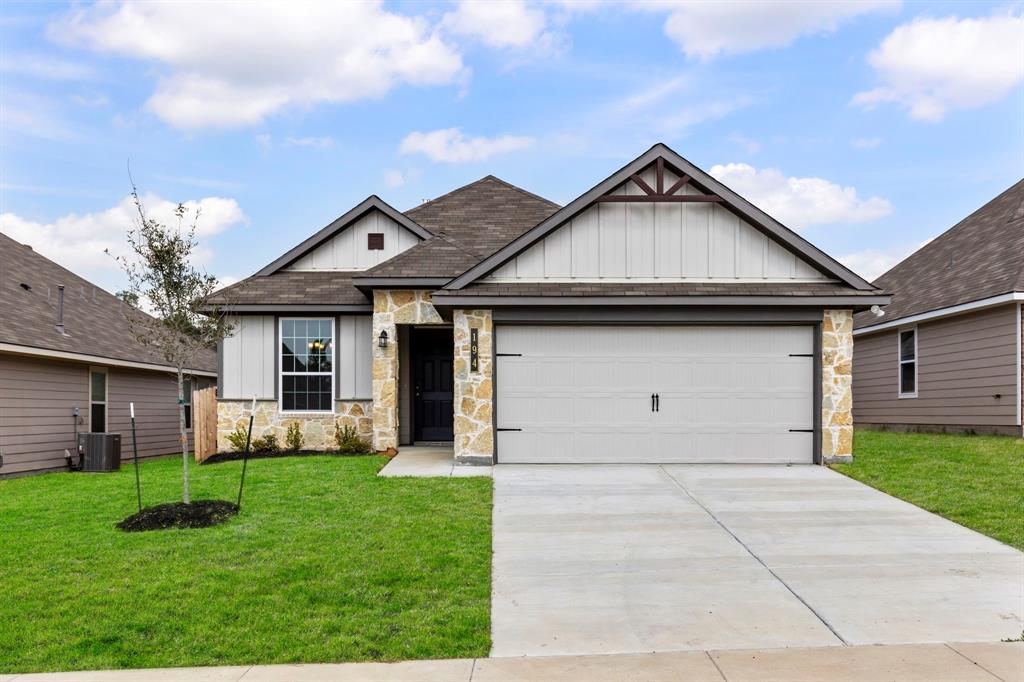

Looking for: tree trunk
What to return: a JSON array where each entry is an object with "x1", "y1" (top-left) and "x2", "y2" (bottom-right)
[{"x1": 177, "y1": 369, "x2": 191, "y2": 504}]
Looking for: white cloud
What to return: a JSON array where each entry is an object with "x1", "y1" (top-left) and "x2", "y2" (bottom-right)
[
  {"x1": 284, "y1": 136, "x2": 334, "y2": 149},
  {"x1": 399, "y1": 128, "x2": 535, "y2": 163},
  {"x1": 443, "y1": 0, "x2": 547, "y2": 49},
  {"x1": 851, "y1": 136, "x2": 883, "y2": 149},
  {"x1": 709, "y1": 163, "x2": 892, "y2": 228},
  {"x1": 837, "y1": 246, "x2": 912, "y2": 281},
  {"x1": 852, "y1": 14, "x2": 1024, "y2": 121},
  {"x1": 51, "y1": 1, "x2": 465, "y2": 130},
  {"x1": 0, "y1": 194, "x2": 247, "y2": 288},
  {"x1": 635, "y1": 1, "x2": 898, "y2": 60},
  {"x1": 384, "y1": 170, "x2": 407, "y2": 188},
  {"x1": 613, "y1": 74, "x2": 689, "y2": 115}
]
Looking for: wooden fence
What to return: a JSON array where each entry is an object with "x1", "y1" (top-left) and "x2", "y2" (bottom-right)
[{"x1": 192, "y1": 386, "x2": 218, "y2": 462}]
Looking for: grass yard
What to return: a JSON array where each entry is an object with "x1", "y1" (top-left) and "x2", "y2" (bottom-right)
[
  {"x1": 0, "y1": 455, "x2": 492, "y2": 673},
  {"x1": 834, "y1": 430, "x2": 1024, "y2": 549}
]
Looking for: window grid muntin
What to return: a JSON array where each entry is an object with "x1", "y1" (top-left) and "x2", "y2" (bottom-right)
[{"x1": 280, "y1": 318, "x2": 334, "y2": 413}]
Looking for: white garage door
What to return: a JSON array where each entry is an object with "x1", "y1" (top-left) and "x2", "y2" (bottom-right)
[{"x1": 495, "y1": 325, "x2": 814, "y2": 464}]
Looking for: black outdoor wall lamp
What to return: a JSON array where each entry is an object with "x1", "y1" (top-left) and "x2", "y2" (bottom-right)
[{"x1": 378, "y1": 330, "x2": 389, "y2": 348}]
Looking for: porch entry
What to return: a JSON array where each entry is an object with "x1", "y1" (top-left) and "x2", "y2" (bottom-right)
[{"x1": 411, "y1": 327, "x2": 454, "y2": 442}]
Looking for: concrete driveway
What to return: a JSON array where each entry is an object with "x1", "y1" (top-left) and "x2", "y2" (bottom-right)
[{"x1": 491, "y1": 464, "x2": 1024, "y2": 657}]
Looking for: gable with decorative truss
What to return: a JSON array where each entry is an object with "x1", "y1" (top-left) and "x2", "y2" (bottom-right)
[{"x1": 485, "y1": 158, "x2": 829, "y2": 283}]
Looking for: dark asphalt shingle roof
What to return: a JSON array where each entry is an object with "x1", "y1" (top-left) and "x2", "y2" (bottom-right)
[
  {"x1": 432, "y1": 282, "x2": 885, "y2": 298},
  {"x1": 356, "y1": 236, "x2": 480, "y2": 280},
  {"x1": 210, "y1": 176, "x2": 560, "y2": 304},
  {"x1": 0, "y1": 231, "x2": 216, "y2": 372},
  {"x1": 404, "y1": 175, "x2": 560, "y2": 259},
  {"x1": 854, "y1": 179, "x2": 1024, "y2": 328},
  {"x1": 205, "y1": 271, "x2": 370, "y2": 306}
]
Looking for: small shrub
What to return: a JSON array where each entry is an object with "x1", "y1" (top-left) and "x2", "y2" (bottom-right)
[
  {"x1": 285, "y1": 422, "x2": 304, "y2": 451},
  {"x1": 252, "y1": 433, "x2": 278, "y2": 453},
  {"x1": 334, "y1": 423, "x2": 372, "y2": 455},
  {"x1": 225, "y1": 428, "x2": 249, "y2": 452}
]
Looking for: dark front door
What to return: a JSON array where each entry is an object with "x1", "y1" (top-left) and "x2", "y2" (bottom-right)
[{"x1": 413, "y1": 328, "x2": 454, "y2": 441}]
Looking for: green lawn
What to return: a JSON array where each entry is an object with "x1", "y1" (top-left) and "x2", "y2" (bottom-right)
[
  {"x1": 0, "y1": 455, "x2": 492, "y2": 673},
  {"x1": 834, "y1": 430, "x2": 1024, "y2": 549}
]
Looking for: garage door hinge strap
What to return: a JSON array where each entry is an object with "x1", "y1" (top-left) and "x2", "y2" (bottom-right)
[
  {"x1": 496, "y1": 428, "x2": 523, "y2": 432},
  {"x1": 496, "y1": 353, "x2": 522, "y2": 357},
  {"x1": 788, "y1": 429, "x2": 814, "y2": 432},
  {"x1": 788, "y1": 353, "x2": 814, "y2": 357}
]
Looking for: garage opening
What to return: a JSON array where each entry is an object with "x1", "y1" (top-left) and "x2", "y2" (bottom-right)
[{"x1": 495, "y1": 325, "x2": 815, "y2": 464}]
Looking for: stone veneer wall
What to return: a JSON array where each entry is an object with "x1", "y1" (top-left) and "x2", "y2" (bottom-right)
[
  {"x1": 822, "y1": 308, "x2": 854, "y2": 463},
  {"x1": 453, "y1": 309, "x2": 494, "y2": 465},
  {"x1": 216, "y1": 400, "x2": 372, "y2": 452},
  {"x1": 371, "y1": 290, "x2": 445, "y2": 452}
]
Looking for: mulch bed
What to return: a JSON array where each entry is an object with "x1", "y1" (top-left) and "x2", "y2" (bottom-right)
[
  {"x1": 200, "y1": 449, "x2": 374, "y2": 465},
  {"x1": 117, "y1": 500, "x2": 239, "y2": 532}
]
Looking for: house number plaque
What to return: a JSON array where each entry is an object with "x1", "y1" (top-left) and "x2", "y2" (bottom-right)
[{"x1": 470, "y1": 328, "x2": 479, "y2": 372}]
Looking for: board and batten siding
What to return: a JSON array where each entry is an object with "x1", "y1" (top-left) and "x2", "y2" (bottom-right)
[
  {"x1": 284, "y1": 211, "x2": 419, "y2": 271},
  {"x1": 486, "y1": 165, "x2": 828, "y2": 282},
  {"x1": 0, "y1": 354, "x2": 202, "y2": 476},
  {"x1": 853, "y1": 304, "x2": 1022, "y2": 433},
  {"x1": 220, "y1": 314, "x2": 372, "y2": 401}
]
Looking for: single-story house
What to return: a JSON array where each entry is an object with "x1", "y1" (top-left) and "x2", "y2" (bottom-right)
[
  {"x1": 0, "y1": 232, "x2": 217, "y2": 477},
  {"x1": 207, "y1": 144, "x2": 889, "y2": 465},
  {"x1": 852, "y1": 180, "x2": 1023, "y2": 437}
]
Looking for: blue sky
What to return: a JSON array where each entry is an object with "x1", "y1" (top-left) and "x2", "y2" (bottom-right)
[{"x1": 2, "y1": 1, "x2": 1022, "y2": 293}]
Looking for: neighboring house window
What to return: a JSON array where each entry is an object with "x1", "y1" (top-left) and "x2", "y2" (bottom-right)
[
  {"x1": 183, "y1": 378, "x2": 193, "y2": 431},
  {"x1": 281, "y1": 318, "x2": 334, "y2": 412},
  {"x1": 898, "y1": 328, "x2": 918, "y2": 398},
  {"x1": 89, "y1": 367, "x2": 107, "y2": 432}
]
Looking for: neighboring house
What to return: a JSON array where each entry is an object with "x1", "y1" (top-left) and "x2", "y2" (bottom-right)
[
  {"x1": 0, "y1": 233, "x2": 217, "y2": 477},
  {"x1": 853, "y1": 180, "x2": 1024, "y2": 437},
  {"x1": 208, "y1": 144, "x2": 889, "y2": 465}
]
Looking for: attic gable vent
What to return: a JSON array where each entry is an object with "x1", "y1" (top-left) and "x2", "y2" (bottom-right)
[{"x1": 367, "y1": 233, "x2": 384, "y2": 250}]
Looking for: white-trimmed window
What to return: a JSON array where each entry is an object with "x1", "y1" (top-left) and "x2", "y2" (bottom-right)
[
  {"x1": 280, "y1": 318, "x2": 334, "y2": 413},
  {"x1": 183, "y1": 377, "x2": 193, "y2": 430},
  {"x1": 89, "y1": 366, "x2": 108, "y2": 432},
  {"x1": 898, "y1": 327, "x2": 917, "y2": 398}
]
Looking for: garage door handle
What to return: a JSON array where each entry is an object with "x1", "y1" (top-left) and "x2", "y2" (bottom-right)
[
  {"x1": 651, "y1": 394, "x2": 655, "y2": 412},
  {"x1": 655, "y1": 393, "x2": 659, "y2": 412}
]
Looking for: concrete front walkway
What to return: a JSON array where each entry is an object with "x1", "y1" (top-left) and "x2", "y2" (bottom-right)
[
  {"x1": 492, "y1": 464, "x2": 1024, "y2": 657},
  {"x1": 377, "y1": 445, "x2": 491, "y2": 478},
  {"x1": 4, "y1": 642, "x2": 1021, "y2": 681}
]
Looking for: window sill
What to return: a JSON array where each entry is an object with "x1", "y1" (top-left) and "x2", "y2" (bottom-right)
[{"x1": 897, "y1": 393, "x2": 918, "y2": 399}]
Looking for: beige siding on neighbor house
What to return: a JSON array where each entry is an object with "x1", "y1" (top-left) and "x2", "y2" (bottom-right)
[
  {"x1": 0, "y1": 354, "x2": 203, "y2": 476},
  {"x1": 853, "y1": 304, "x2": 1021, "y2": 432},
  {"x1": 486, "y1": 165, "x2": 828, "y2": 283}
]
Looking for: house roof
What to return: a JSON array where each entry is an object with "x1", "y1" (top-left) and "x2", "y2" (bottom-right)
[
  {"x1": 446, "y1": 144, "x2": 877, "y2": 291},
  {"x1": 404, "y1": 175, "x2": 561, "y2": 259},
  {"x1": 854, "y1": 178, "x2": 1024, "y2": 329},
  {"x1": 207, "y1": 145, "x2": 890, "y2": 310},
  {"x1": 355, "y1": 235, "x2": 480, "y2": 280},
  {"x1": 208, "y1": 176, "x2": 559, "y2": 305},
  {"x1": 0, "y1": 231, "x2": 216, "y2": 373},
  {"x1": 205, "y1": 271, "x2": 371, "y2": 310}
]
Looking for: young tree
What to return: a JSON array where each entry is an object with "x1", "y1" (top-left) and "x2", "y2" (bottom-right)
[{"x1": 113, "y1": 186, "x2": 233, "y2": 504}]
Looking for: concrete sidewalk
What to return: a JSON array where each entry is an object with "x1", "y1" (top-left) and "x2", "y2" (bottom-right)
[{"x1": 4, "y1": 642, "x2": 1021, "y2": 682}]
